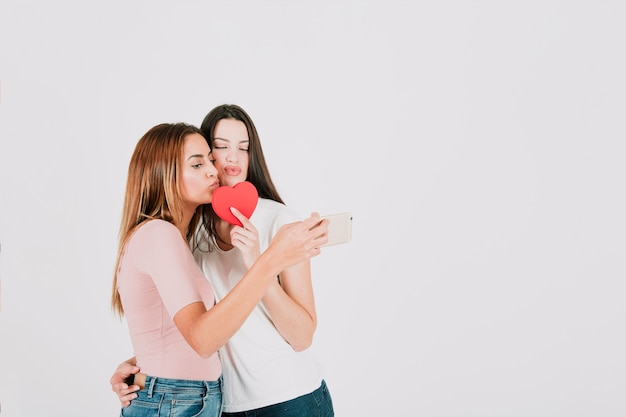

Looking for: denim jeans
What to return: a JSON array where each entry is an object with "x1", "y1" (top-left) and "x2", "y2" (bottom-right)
[
  {"x1": 221, "y1": 380, "x2": 334, "y2": 417},
  {"x1": 120, "y1": 375, "x2": 222, "y2": 417}
]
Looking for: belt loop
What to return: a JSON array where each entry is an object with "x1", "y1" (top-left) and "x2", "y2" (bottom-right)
[{"x1": 147, "y1": 376, "x2": 157, "y2": 398}]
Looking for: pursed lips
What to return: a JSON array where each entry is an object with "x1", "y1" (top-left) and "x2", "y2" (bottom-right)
[{"x1": 224, "y1": 166, "x2": 241, "y2": 176}]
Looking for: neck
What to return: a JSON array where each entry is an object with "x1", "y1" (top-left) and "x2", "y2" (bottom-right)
[
  {"x1": 215, "y1": 218, "x2": 234, "y2": 250},
  {"x1": 174, "y1": 207, "x2": 196, "y2": 241}
]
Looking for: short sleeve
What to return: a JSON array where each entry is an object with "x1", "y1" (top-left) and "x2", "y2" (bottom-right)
[{"x1": 128, "y1": 220, "x2": 208, "y2": 317}]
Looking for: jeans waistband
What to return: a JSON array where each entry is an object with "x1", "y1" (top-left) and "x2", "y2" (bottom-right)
[{"x1": 134, "y1": 373, "x2": 222, "y2": 398}]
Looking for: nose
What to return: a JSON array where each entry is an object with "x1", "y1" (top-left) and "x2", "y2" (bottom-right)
[
  {"x1": 226, "y1": 149, "x2": 237, "y2": 163},
  {"x1": 207, "y1": 162, "x2": 218, "y2": 178}
]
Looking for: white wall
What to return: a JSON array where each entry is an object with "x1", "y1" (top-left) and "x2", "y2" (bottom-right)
[{"x1": 1, "y1": 1, "x2": 625, "y2": 416}]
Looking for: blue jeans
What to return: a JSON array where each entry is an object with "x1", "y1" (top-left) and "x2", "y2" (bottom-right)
[
  {"x1": 120, "y1": 375, "x2": 222, "y2": 417},
  {"x1": 221, "y1": 380, "x2": 334, "y2": 417}
]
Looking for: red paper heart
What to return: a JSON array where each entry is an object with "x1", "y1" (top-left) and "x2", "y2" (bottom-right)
[{"x1": 212, "y1": 181, "x2": 259, "y2": 226}]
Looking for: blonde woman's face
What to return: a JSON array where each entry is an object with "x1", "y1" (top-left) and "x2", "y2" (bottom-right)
[
  {"x1": 211, "y1": 119, "x2": 250, "y2": 187},
  {"x1": 180, "y1": 133, "x2": 219, "y2": 207}
]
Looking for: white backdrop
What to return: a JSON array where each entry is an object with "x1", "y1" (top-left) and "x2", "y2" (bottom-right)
[{"x1": 1, "y1": 1, "x2": 625, "y2": 416}]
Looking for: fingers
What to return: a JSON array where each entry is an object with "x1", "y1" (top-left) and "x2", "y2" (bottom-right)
[
  {"x1": 305, "y1": 213, "x2": 329, "y2": 247},
  {"x1": 111, "y1": 382, "x2": 125, "y2": 393},
  {"x1": 230, "y1": 207, "x2": 253, "y2": 229},
  {"x1": 112, "y1": 382, "x2": 139, "y2": 394},
  {"x1": 231, "y1": 226, "x2": 261, "y2": 267},
  {"x1": 231, "y1": 224, "x2": 257, "y2": 240},
  {"x1": 278, "y1": 213, "x2": 328, "y2": 254},
  {"x1": 229, "y1": 207, "x2": 258, "y2": 245},
  {"x1": 231, "y1": 231, "x2": 254, "y2": 248},
  {"x1": 111, "y1": 360, "x2": 141, "y2": 407},
  {"x1": 111, "y1": 364, "x2": 140, "y2": 384},
  {"x1": 120, "y1": 391, "x2": 138, "y2": 406},
  {"x1": 302, "y1": 212, "x2": 322, "y2": 229},
  {"x1": 114, "y1": 383, "x2": 139, "y2": 406}
]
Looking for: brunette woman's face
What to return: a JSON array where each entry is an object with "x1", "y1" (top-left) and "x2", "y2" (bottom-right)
[
  {"x1": 180, "y1": 133, "x2": 219, "y2": 206},
  {"x1": 211, "y1": 118, "x2": 250, "y2": 187}
]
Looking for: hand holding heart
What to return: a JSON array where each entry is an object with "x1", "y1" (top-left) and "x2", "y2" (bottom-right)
[
  {"x1": 211, "y1": 181, "x2": 259, "y2": 227},
  {"x1": 228, "y1": 208, "x2": 261, "y2": 269}
]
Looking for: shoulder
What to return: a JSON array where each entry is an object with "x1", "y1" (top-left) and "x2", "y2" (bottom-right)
[
  {"x1": 128, "y1": 220, "x2": 183, "y2": 253},
  {"x1": 126, "y1": 220, "x2": 192, "y2": 271},
  {"x1": 133, "y1": 219, "x2": 179, "y2": 240}
]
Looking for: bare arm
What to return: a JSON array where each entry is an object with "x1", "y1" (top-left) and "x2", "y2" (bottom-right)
[
  {"x1": 261, "y1": 259, "x2": 317, "y2": 351},
  {"x1": 175, "y1": 210, "x2": 327, "y2": 358},
  {"x1": 228, "y1": 210, "x2": 318, "y2": 351}
]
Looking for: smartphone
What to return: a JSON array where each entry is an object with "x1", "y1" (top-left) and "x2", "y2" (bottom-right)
[{"x1": 320, "y1": 212, "x2": 353, "y2": 247}]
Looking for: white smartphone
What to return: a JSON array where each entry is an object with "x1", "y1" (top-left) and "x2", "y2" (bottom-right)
[{"x1": 320, "y1": 212, "x2": 353, "y2": 247}]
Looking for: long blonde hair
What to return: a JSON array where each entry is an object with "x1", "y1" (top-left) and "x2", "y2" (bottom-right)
[{"x1": 111, "y1": 123, "x2": 206, "y2": 316}]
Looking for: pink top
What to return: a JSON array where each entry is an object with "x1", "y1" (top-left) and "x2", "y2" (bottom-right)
[{"x1": 117, "y1": 220, "x2": 221, "y2": 381}]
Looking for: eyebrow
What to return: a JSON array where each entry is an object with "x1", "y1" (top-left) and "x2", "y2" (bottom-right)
[
  {"x1": 186, "y1": 153, "x2": 208, "y2": 161},
  {"x1": 214, "y1": 137, "x2": 249, "y2": 144}
]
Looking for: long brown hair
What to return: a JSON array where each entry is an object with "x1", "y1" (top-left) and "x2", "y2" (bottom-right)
[
  {"x1": 111, "y1": 123, "x2": 206, "y2": 316},
  {"x1": 199, "y1": 104, "x2": 283, "y2": 245}
]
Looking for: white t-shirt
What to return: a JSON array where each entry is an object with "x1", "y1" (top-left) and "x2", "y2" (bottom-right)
[{"x1": 194, "y1": 198, "x2": 324, "y2": 412}]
